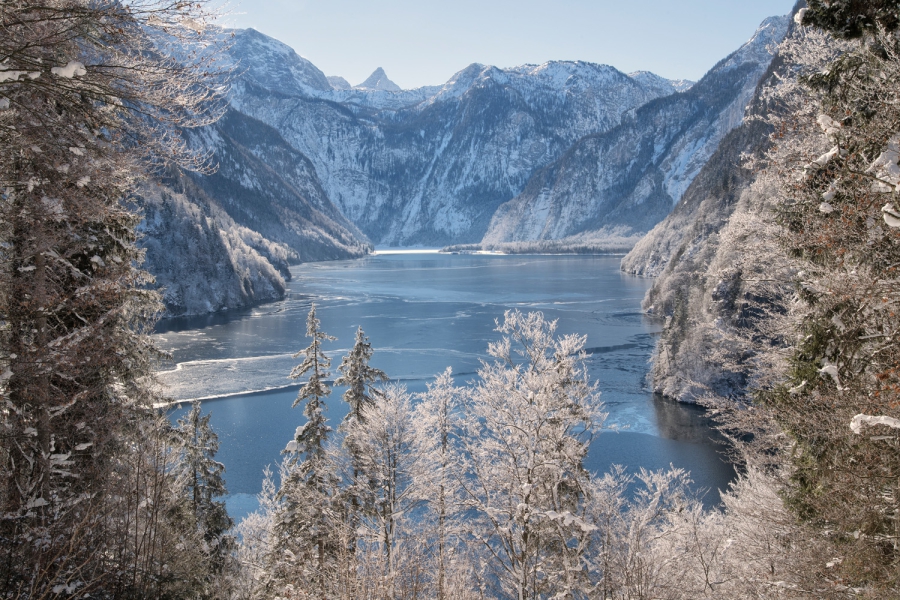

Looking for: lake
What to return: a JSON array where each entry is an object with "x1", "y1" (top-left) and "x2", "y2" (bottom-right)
[{"x1": 156, "y1": 252, "x2": 735, "y2": 521}]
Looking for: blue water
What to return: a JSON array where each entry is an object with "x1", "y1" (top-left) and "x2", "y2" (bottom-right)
[{"x1": 157, "y1": 253, "x2": 735, "y2": 521}]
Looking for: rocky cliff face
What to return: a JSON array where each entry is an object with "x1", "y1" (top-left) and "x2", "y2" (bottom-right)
[{"x1": 481, "y1": 16, "x2": 789, "y2": 246}]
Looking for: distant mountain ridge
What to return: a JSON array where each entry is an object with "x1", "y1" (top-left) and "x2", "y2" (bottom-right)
[
  {"x1": 481, "y1": 15, "x2": 789, "y2": 247},
  {"x1": 224, "y1": 29, "x2": 701, "y2": 245}
]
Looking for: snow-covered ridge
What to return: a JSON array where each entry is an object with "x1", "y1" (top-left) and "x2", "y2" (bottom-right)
[
  {"x1": 204, "y1": 16, "x2": 788, "y2": 252},
  {"x1": 225, "y1": 28, "x2": 688, "y2": 113},
  {"x1": 224, "y1": 26, "x2": 692, "y2": 245},
  {"x1": 715, "y1": 15, "x2": 789, "y2": 73},
  {"x1": 480, "y1": 14, "x2": 790, "y2": 247}
]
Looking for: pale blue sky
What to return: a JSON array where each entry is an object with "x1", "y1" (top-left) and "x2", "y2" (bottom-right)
[{"x1": 215, "y1": 0, "x2": 798, "y2": 89}]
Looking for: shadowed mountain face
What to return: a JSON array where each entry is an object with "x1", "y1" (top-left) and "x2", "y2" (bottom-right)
[
  {"x1": 138, "y1": 109, "x2": 369, "y2": 316},
  {"x1": 481, "y1": 16, "x2": 789, "y2": 246}
]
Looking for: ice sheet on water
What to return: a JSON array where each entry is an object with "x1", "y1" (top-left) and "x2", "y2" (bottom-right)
[{"x1": 157, "y1": 353, "x2": 300, "y2": 401}]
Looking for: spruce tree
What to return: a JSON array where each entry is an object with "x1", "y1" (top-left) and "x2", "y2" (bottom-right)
[
  {"x1": 287, "y1": 303, "x2": 335, "y2": 464},
  {"x1": 274, "y1": 303, "x2": 339, "y2": 595},
  {"x1": 332, "y1": 326, "x2": 388, "y2": 582},
  {"x1": 335, "y1": 326, "x2": 388, "y2": 426},
  {"x1": 173, "y1": 401, "x2": 233, "y2": 571}
]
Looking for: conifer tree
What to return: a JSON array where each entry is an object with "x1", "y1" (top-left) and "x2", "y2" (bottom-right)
[
  {"x1": 173, "y1": 401, "x2": 233, "y2": 571},
  {"x1": 746, "y1": 6, "x2": 900, "y2": 587},
  {"x1": 802, "y1": 0, "x2": 900, "y2": 39},
  {"x1": 329, "y1": 326, "x2": 388, "y2": 586},
  {"x1": 274, "y1": 303, "x2": 340, "y2": 595},
  {"x1": 287, "y1": 303, "x2": 336, "y2": 465},
  {"x1": 335, "y1": 326, "x2": 388, "y2": 426}
]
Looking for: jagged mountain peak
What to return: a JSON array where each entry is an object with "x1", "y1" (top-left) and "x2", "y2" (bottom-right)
[{"x1": 355, "y1": 67, "x2": 402, "y2": 91}]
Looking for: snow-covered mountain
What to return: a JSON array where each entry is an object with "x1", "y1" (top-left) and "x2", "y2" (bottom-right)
[
  {"x1": 139, "y1": 109, "x2": 369, "y2": 316},
  {"x1": 480, "y1": 15, "x2": 789, "y2": 246},
  {"x1": 354, "y1": 67, "x2": 401, "y2": 91},
  {"x1": 327, "y1": 75, "x2": 352, "y2": 90},
  {"x1": 223, "y1": 30, "x2": 689, "y2": 245},
  {"x1": 618, "y1": 11, "x2": 804, "y2": 402},
  {"x1": 138, "y1": 16, "x2": 790, "y2": 315}
]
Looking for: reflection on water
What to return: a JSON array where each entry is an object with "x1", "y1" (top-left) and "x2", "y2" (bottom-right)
[{"x1": 159, "y1": 254, "x2": 736, "y2": 521}]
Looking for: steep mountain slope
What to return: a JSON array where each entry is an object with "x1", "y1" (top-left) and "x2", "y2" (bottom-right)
[
  {"x1": 481, "y1": 16, "x2": 789, "y2": 246},
  {"x1": 619, "y1": 12, "x2": 802, "y2": 402},
  {"x1": 180, "y1": 109, "x2": 369, "y2": 263},
  {"x1": 225, "y1": 29, "x2": 686, "y2": 245},
  {"x1": 139, "y1": 177, "x2": 290, "y2": 316},
  {"x1": 620, "y1": 110, "x2": 773, "y2": 278},
  {"x1": 139, "y1": 109, "x2": 369, "y2": 316}
]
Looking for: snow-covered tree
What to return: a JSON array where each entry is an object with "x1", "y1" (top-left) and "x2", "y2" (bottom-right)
[
  {"x1": 342, "y1": 383, "x2": 424, "y2": 597},
  {"x1": 287, "y1": 303, "x2": 335, "y2": 465},
  {"x1": 173, "y1": 401, "x2": 233, "y2": 571},
  {"x1": 412, "y1": 368, "x2": 467, "y2": 600},
  {"x1": 335, "y1": 326, "x2": 388, "y2": 427},
  {"x1": 274, "y1": 303, "x2": 341, "y2": 596},
  {"x1": 0, "y1": 0, "x2": 225, "y2": 595},
  {"x1": 802, "y1": 0, "x2": 900, "y2": 39},
  {"x1": 459, "y1": 310, "x2": 603, "y2": 599},
  {"x1": 747, "y1": 10, "x2": 900, "y2": 587}
]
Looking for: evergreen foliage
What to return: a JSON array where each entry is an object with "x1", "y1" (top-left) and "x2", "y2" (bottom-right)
[
  {"x1": 287, "y1": 303, "x2": 335, "y2": 464},
  {"x1": 0, "y1": 0, "x2": 229, "y2": 595},
  {"x1": 803, "y1": 0, "x2": 900, "y2": 39},
  {"x1": 275, "y1": 304, "x2": 340, "y2": 596},
  {"x1": 173, "y1": 401, "x2": 234, "y2": 571},
  {"x1": 335, "y1": 326, "x2": 388, "y2": 426}
]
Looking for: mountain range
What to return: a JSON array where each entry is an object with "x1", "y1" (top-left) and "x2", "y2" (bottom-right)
[{"x1": 139, "y1": 15, "x2": 789, "y2": 315}]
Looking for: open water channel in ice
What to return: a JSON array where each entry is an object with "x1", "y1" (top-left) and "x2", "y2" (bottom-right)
[{"x1": 155, "y1": 252, "x2": 736, "y2": 522}]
